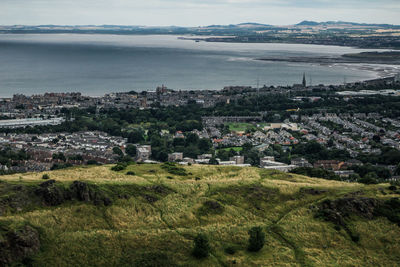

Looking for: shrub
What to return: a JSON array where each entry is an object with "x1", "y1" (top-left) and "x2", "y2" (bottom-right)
[
  {"x1": 192, "y1": 233, "x2": 210, "y2": 258},
  {"x1": 86, "y1": 160, "x2": 99, "y2": 165},
  {"x1": 111, "y1": 163, "x2": 127, "y2": 172},
  {"x1": 126, "y1": 171, "x2": 135, "y2": 176},
  {"x1": 161, "y1": 162, "x2": 187, "y2": 176},
  {"x1": 248, "y1": 226, "x2": 265, "y2": 252},
  {"x1": 375, "y1": 198, "x2": 400, "y2": 225},
  {"x1": 51, "y1": 163, "x2": 73, "y2": 170},
  {"x1": 350, "y1": 232, "x2": 360, "y2": 243},
  {"x1": 42, "y1": 174, "x2": 50, "y2": 180},
  {"x1": 390, "y1": 180, "x2": 400, "y2": 186},
  {"x1": 198, "y1": 200, "x2": 224, "y2": 216},
  {"x1": 224, "y1": 246, "x2": 236, "y2": 255},
  {"x1": 388, "y1": 185, "x2": 397, "y2": 191}
]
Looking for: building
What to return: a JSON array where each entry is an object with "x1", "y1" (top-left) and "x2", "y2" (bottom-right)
[
  {"x1": 291, "y1": 157, "x2": 312, "y2": 168},
  {"x1": 313, "y1": 160, "x2": 344, "y2": 171},
  {"x1": 229, "y1": 155, "x2": 244, "y2": 165},
  {"x1": 260, "y1": 157, "x2": 296, "y2": 172},
  {"x1": 0, "y1": 117, "x2": 65, "y2": 128},
  {"x1": 198, "y1": 154, "x2": 212, "y2": 160},
  {"x1": 136, "y1": 145, "x2": 151, "y2": 162},
  {"x1": 168, "y1": 152, "x2": 183, "y2": 162}
]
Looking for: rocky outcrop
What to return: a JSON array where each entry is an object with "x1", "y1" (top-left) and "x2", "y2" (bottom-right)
[
  {"x1": 35, "y1": 180, "x2": 71, "y2": 206},
  {"x1": 34, "y1": 180, "x2": 112, "y2": 207},
  {"x1": 318, "y1": 197, "x2": 379, "y2": 224},
  {"x1": 70, "y1": 181, "x2": 112, "y2": 206}
]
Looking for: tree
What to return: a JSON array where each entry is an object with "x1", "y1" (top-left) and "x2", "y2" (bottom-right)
[
  {"x1": 395, "y1": 163, "x2": 400, "y2": 176},
  {"x1": 248, "y1": 226, "x2": 265, "y2": 252},
  {"x1": 127, "y1": 129, "x2": 145, "y2": 143},
  {"x1": 186, "y1": 133, "x2": 199, "y2": 145},
  {"x1": 192, "y1": 233, "x2": 210, "y2": 258},
  {"x1": 209, "y1": 156, "x2": 219, "y2": 165},
  {"x1": 372, "y1": 135, "x2": 381, "y2": 143},
  {"x1": 126, "y1": 144, "x2": 137, "y2": 157},
  {"x1": 113, "y1": 147, "x2": 123, "y2": 156},
  {"x1": 358, "y1": 172, "x2": 379, "y2": 184},
  {"x1": 198, "y1": 138, "x2": 212, "y2": 153}
]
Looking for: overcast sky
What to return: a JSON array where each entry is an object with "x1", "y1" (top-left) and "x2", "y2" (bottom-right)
[{"x1": 1, "y1": 0, "x2": 399, "y2": 26}]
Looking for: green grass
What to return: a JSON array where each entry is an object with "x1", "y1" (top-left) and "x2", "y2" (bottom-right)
[
  {"x1": 226, "y1": 122, "x2": 255, "y2": 132},
  {"x1": 216, "y1": 146, "x2": 243, "y2": 152},
  {"x1": 226, "y1": 122, "x2": 270, "y2": 132},
  {"x1": 0, "y1": 164, "x2": 399, "y2": 266}
]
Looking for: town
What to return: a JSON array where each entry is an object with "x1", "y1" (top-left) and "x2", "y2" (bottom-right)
[{"x1": 1, "y1": 75, "x2": 400, "y2": 184}]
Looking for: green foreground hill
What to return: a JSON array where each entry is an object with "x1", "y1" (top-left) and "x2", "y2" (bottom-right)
[{"x1": 1, "y1": 163, "x2": 400, "y2": 266}]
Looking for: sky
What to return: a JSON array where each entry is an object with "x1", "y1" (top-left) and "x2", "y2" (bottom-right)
[{"x1": 0, "y1": 0, "x2": 399, "y2": 26}]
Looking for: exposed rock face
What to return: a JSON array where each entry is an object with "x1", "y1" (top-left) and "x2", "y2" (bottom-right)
[
  {"x1": 70, "y1": 181, "x2": 91, "y2": 202},
  {"x1": 34, "y1": 180, "x2": 112, "y2": 207},
  {"x1": 35, "y1": 179, "x2": 70, "y2": 206},
  {"x1": 0, "y1": 224, "x2": 40, "y2": 266},
  {"x1": 70, "y1": 181, "x2": 112, "y2": 206},
  {"x1": 316, "y1": 197, "x2": 380, "y2": 227}
]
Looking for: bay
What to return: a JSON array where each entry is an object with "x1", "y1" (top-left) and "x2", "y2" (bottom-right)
[{"x1": 0, "y1": 34, "x2": 394, "y2": 97}]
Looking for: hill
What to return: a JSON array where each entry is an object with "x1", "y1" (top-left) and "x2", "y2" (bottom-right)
[
  {"x1": 1, "y1": 163, "x2": 400, "y2": 266},
  {"x1": 296, "y1": 20, "x2": 395, "y2": 27}
]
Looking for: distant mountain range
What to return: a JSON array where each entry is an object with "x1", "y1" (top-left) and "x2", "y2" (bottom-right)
[
  {"x1": 1, "y1": 21, "x2": 398, "y2": 30},
  {"x1": 296, "y1": 20, "x2": 396, "y2": 27}
]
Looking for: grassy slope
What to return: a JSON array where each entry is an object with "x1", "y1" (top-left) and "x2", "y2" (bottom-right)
[{"x1": 1, "y1": 164, "x2": 400, "y2": 266}]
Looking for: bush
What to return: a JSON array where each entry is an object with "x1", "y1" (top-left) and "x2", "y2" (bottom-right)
[
  {"x1": 192, "y1": 233, "x2": 210, "y2": 258},
  {"x1": 388, "y1": 185, "x2": 397, "y2": 191},
  {"x1": 375, "y1": 198, "x2": 400, "y2": 225},
  {"x1": 86, "y1": 160, "x2": 99, "y2": 165},
  {"x1": 248, "y1": 226, "x2": 265, "y2": 252},
  {"x1": 111, "y1": 163, "x2": 127, "y2": 172},
  {"x1": 161, "y1": 162, "x2": 187, "y2": 176},
  {"x1": 50, "y1": 163, "x2": 73, "y2": 170},
  {"x1": 224, "y1": 246, "x2": 236, "y2": 255},
  {"x1": 126, "y1": 171, "x2": 135, "y2": 176},
  {"x1": 42, "y1": 174, "x2": 50, "y2": 180},
  {"x1": 198, "y1": 200, "x2": 224, "y2": 216}
]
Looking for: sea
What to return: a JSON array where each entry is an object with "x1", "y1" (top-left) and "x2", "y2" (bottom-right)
[{"x1": 0, "y1": 34, "x2": 396, "y2": 97}]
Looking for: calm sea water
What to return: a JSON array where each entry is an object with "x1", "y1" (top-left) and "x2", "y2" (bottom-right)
[{"x1": 0, "y1": 34, "x2": 392, "y2": 97}]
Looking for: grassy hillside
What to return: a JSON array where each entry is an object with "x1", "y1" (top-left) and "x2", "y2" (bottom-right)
[{"x1": 1, "y1": 163, "x2": 400, "y2": 266}]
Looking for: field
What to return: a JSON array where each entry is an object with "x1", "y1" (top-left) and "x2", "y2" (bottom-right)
[
  {"x1": 1, "y1": 163, "x2": 400, "y2": 266},
  {"x1": 227, "y1": 123, "x2": 269, "y2": 132},
  {"x1": 216, "y1": 146, "x2": 243, "y2": 153}
]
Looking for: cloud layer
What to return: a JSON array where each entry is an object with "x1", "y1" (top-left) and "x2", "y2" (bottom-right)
[{"x1": 1, "y1": 0, "x2": 399, "y2": 26}]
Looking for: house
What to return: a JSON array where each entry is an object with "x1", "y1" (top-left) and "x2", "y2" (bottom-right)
[
  {"x1": 291, "y1": 157, "x2": 312, "y2": 168},
  {"x1": 229, "y1": 155, "x2": 245, "y2": 165},
  {"x1": 198, "y1": 154, "x2": 212, "y2": 160},
  {"x1": 260, "y1": 157, "x2": 296, "y2": 172},
  {"x1": 313, "y1": 160, "x2": 344, "y2": 171},
  {"x1": 136, "y1": 145, "x2": 151, "y2": 162},
  {"x1": 168, "y1": 152, "x2": 183, "y2": 162}
]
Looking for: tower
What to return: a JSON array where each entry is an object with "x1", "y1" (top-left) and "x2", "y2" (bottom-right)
[{"x1": 302, "y1": 73, "x2": 306, "y2": 87}]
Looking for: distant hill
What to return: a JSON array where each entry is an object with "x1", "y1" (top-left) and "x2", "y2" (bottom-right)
[
  {"x1": 1, "y1": 163, "x2": 399, "y2": 266},
  {"x1": 297, "y1": 20, "x2": 395, "y2": 27}
]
